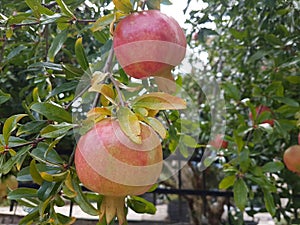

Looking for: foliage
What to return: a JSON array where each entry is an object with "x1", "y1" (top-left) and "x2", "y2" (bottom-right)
[{"x1": 188, "y1": 0, "x2": 300, "y2": 223}]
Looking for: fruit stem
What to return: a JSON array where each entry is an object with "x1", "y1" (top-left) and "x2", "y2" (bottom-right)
[{"x1": 99, "y1": 195, "x2": 127, "y2": 225}]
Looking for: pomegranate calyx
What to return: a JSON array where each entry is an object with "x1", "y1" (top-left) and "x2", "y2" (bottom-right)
[{"x1": 99, "y1": 196, "x2": 126, "y2": 225}]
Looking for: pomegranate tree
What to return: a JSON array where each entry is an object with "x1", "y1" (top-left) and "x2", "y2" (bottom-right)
[
  {"x1": 75, "y1": 118, "x2": 163, "y2": 224},
  {"x1": 113, "y1": 10, "x2": 186, "y2": 80},
  {"x1": 209, "y1": 134, "x2": 228, "y2": 149}
]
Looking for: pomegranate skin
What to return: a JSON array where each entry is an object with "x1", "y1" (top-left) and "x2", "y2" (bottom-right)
[
  {"x1": 75, "y1": 118, "x2": 163, "y2": 197},
  {"x1": 113, "y1": 10, "x2": 187, "y2": 79},
  {"x1": 283, "y1": 145, "x2": 300, "y2": 174}
]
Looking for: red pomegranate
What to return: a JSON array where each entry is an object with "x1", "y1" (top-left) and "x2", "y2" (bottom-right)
[
  {"x1": 249, "y1": 105, "x2": 275, "y2": 126},
  {"x1": 113, "y1": 10, "x2": 187, "y2": 80},
  {"x1": 75, "y1": 118, "x2": 162, "y2": 224},
  {"x1": 209, "y1": 134, "x2": 228, "y2": 149},
  {"x1": 298, "y1": 133, "x2": 300, "y2": 145},
  {"x1": 283, "y1": 145, "x2": 300, "y2": 174}
]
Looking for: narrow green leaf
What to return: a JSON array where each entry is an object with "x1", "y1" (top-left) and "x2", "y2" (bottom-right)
[
  {"x1": 25, "y1": 0, "x2": 54, "y2": 18},
  {"x1": 40, "y1": 122, "x2": 75, "y2": 138},
  {"x1": 113, "y1": 0, "x2": 133, "y2": 13},
  {"x1": 40, "y1": 170, "x2": 68, "y2": 182},
  {"x1": 233, "y1": 178, "x2": 248, "y2": 211},
  {"x1": 48, "y1": 30, "x2": 68, "y2": 62},
  {"x1": 0, "y1": 89, "x2": 11, "y2": 105},
  {"x1": 3, "y1": 114, "x2": 27, "y2": 145},
  {"x1": 8, "y1": 188, "x2": 38, "y2": 200},
  {"x1": 37, "y1": 181, "x2": 61, "y2": 201},
  {"x1": 127, "y1": 196, "x2": 157, "y2": 214},
  {"x1": 75, "y1": 37, "x2": 89, "y2": 71},
  {"x1": 182, "y1": 135, "x2": 198, "y2": 148},
  {"x1": 55, "y1": 0, "x2": 76, "y2": 18},
  {"x1": 6, "y1": 45, "x2": 27, "y2": 61},
  {"x1": 72, "y1": 176, "x2": 99, "y2": 216},
  {"x1": 31, "y1": 143, "x2": 64, "y2": 164},
  {"x1": 262, "y1": 161, "x2": 284, "y2": 173},
  {"x1": 18, "y1": 208, "x2": 39, "y2": 225},
  {"x1": 29, "y1": 159, "x2": 43, "y2": 185},
  {"x1": 117, "y1": 107, "x2": 141, "y2": 144},
  {"x1": 31, "y1": 102, "x2": 72, "y2": 123},
  {"x1": 263, "y1": 189, "x2": 276, "y2": 216},
  {"x1": 91, "y1": 14, "x2": 114, "y2": 32},
  {"x1": 132, "y1": 92, "x2": 186, "y2": 110},
  {"x1": 219, "y1": 175, "x2": 236, "y2": 190}
]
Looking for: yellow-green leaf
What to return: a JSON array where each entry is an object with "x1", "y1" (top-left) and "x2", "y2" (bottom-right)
[
  {"x1": 29, "y1": 159, "x2": 43, "y2": 185},
  {"x1": 146, "y1": 117, "x2": 166, "y2": 139},
  {"x1": 117, "y1": 107, "x2": 141, "y2": 144},
  {"x1": 55, "y1": 0, "x2": 75, "y2": 18},
  {"x1": 112, "y1": 0, "x2": 133, "y2": 13},
  {"x1": 132, "y1": 92, "x2": 186, "y2": 110},
  {"x1": 3, "y1": 114, "x2": 28, "y2": 145},
  {"x1": 40, "y1": 170, "x2": 68, "y2": 182},
  {"x1": 89, "y1": 83, "x2": 116, "y2": 105},
  {"x1": 219, "y1": 175, "x2": 236, "y2": 190},
  {"x1": 91, "y1": 14, "x2": 114, "y2": 32}
]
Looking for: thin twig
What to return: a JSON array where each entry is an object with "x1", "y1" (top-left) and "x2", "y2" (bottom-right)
[{"x1": 65, "y1": 84, "x2": 91, "y2": 110}]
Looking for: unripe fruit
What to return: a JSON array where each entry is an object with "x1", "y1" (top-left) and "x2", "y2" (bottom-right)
[
  {"x1": 113, "y1": 10, "x2": 186, "y2": 80},
  {"x1": 283, "y1": 145, "x2": 300, "y2": 174},
  {"x1": 75, "y1": 118, "x2": 162, "y2": 224}
]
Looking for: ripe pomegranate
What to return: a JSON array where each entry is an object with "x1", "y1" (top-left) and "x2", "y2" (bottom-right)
[
  {"x1": 113, "y1": 10, "x2": 186, "y2": 80},
  {"x1": 75, "y1": 118, "x2": 163, "y2": 224},
  {"x1": 209, "y1": 134, "x2": 228, "y2": 149},
  {"x1": 283, "y1": 145, "x2": 300, "y2": 174},
  {"x1": 298, "y1": 133, "x2": 300, "y2": 145},
  {"x1": 249, "y1": 105, "x2": 274, "y2": 126}
]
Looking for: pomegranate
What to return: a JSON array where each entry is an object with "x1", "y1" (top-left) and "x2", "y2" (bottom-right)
[
  {"x1": 298, "y1": 133, "x2": 300, "y2": 145},
  {"x1": 113, "y1": 10, "x2": 186, "y2": 80},
  {"x1": 249, "y1": 105, "x2": 274, "y2": 126},
  {"x1": 75, "y1": 118, "x2": 163, "y2": 224},
  {"x1": 283, "y1": 145, "x2": 300, "y2": 174},
  {"x1": 209, "y1": 134, "x2": 228, "y2": 149}
]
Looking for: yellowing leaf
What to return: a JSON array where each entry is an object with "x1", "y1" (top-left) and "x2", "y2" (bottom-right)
[
  {"x1": 117, "y1": 107, "x2": 141, "y2": 144},
  {"x1": 40, "y1": 171, "x2": 68, "y2": 182},
  {"x1": 112, "y1": 0, "x2": 133, "y2": 13},
  {"x1": 29, "y1": 159, "x2": 43, "y2": 185},
  {"x1": 89, "y1": 83, "x2": 116, "y2": 105},
  {"x1": 132, "y1": 92, "x2": 186, "y2": 110},
  {"x1": 86, "y1": 107, "x2": 112, "y2": 123},
  {"x1": 146, "y1": 117, "x2": 166, "y2": 139}
]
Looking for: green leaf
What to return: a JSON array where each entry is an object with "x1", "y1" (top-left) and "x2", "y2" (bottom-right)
[
  {"x1": 233, "y1": 178, "x2": 248, "y2": 211},
  {"x1": 29, "y1": 159, "x2": 43, "y2": 185},
  {"x1": 113, "y1": 0, "x2": 133, "y2": 13},
  {"x1": 127, "y1": 196, "x2": 157, "y2": 214},
  {"x1": 222, "y1": 82, "x2": 241, "y2": 101},
  {"x1": 219, "y1": 175, "x2": 236, "y2": 190},
  {"x1": 6, "y1": 45, "x2": 27, "y2": 61},
  {"x1": 31, "y1": 143, "x2": 64, "y2": 164},
  {"x1": 40, "y1": 122, "x2": 75, "y2": 138},
  {"x1": 37, "y1": 181, "x2": 61, "y2": 201},
  {"x1": 18, "y1": 208, "x2": 39, "y2": 225},
  {"x1": 263, "y1": 189, "x2": 276, "y2": 216},
  {"x1": 75, "y1": 37, "x2": 89, "y2": 71},
  {"x1": 48, "y1": 30, "x2": 68, "y2": 62},
  {"x1": 2, "y1": 114, "x2": 27, "y2": 145},
  {"x1": 117, "y1": 107, "x2": 141, "y2": 144},
  {"x1": 132, "y1": 92, "x2": 186, "y2": 110},
  {"x1": 146, "y1": 0, "x2": 161, "y2": 10},
  {"x1": 286, "y1": 76, "x2": 300, "y2": 84},
  {"x1": 8, "y1": 188, "x2": 38, "y2": 200},
  {"x1": 25, "y1": 0, "x2": 55, "y2": 18},
  {"x1": 62, "y1": 64, "x2": 84, "y2": 80},
  {"x1": 55, "y1": 0, "x2": 76, "y2": 18},
  {"x1": 46, "y1": 81, "x2": 77, "y2": 99},
  {"x1": 91, "y1": 14, "x2": 114, "y2": 32},
  {"x1": 272, "y1": 96, "x2": 300, "y2": 107},
  {"x1": 262, "y1": 161, "x2": 284, "y2": 173},
  {"x1": 71, "y1": 176, "x2": 99, "y2": 216},
  {"x1": 0, "y1": 89, "x2": 11, "y2": 105},
  {"x1": 17, "y1": 120, "x2": 48, "y2": 136},
  {"x1": 57, "y1": 213, "x2": 76, "y2": 224},
  {"x1": 31, "y1": 102, "x2": 72, "y2": 123},
  {"x1": 182, "y1": 135, "x2": 198, "y2": 148}
]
